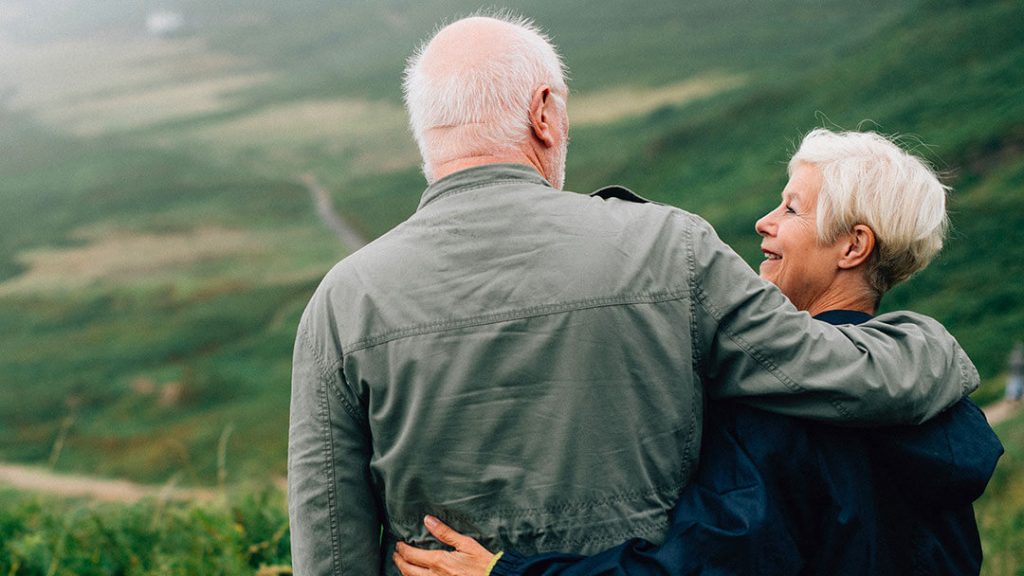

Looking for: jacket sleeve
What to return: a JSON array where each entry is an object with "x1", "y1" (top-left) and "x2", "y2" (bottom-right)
[
  {"x1": 685, "y1": 214, "x2": 977, "y2": 424},
  {"x1": 288, "y1": 321, "x2": 383, "y2": 575}
]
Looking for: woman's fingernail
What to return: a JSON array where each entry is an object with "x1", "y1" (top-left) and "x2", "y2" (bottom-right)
[{"x1": 424, "y1": 514, "x2": 439, "y2": 528}]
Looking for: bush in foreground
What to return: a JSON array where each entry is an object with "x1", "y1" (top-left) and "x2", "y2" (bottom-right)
[{"x1": 0, "y1": 489, "x2": 291, "y2": 576}]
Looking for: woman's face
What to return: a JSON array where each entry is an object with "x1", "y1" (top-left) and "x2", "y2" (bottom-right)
[{"x1": 755, "y1": 163, "x2": 844, "y2": 312}]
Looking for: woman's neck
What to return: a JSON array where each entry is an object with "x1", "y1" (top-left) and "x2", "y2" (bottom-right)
[{"x1": 805, "y1": 276, "x2": 877, "y2": 317}]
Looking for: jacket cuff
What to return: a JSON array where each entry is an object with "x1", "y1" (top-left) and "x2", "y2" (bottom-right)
[{"x1": 488, "y1": 551, "x2": 528, "y2": 576}]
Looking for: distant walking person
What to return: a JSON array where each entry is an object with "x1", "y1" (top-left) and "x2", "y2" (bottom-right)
[{"x1": 1008, "y1": 342, "x2": 1024, "y2": 401}]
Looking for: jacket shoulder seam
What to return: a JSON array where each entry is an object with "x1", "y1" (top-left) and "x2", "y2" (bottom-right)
[
  {"x1": 346, "y1": 290, "x2": 691, "y2": 352},
  {"x1": 298, "y1": 326, "x2": 365, "y2": 423},
  {"x1": 298, "y1": 325, "x2": 337, "y2": 384}
]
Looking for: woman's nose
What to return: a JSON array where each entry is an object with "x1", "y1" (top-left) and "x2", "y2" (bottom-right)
[{"x1": 755, "y1": 211, "x2": 775, "y2": 237}]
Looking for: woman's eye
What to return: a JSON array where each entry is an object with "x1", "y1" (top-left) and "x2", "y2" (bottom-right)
[{"x1": 785, "y1": 205, "x2": 796, "y2": 214}]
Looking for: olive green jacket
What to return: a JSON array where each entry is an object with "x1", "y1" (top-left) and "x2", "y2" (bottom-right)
[{"x1": 288, "y1": 164, "x2": 977, "y2": 575}]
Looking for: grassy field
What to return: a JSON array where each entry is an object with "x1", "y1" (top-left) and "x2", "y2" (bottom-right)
[
  {"x1": 0, "y1": 488, "x2": 291, "y2": 575},
  {"x1": 977, "y1": 406, "x2": 1024, "y2": 575},
  {"x1": 1, "y1": 0, "x2": 1023, "y2": 571}
]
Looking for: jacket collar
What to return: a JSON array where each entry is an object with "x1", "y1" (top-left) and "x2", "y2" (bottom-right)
[
  {"x1": 417, "y1": 163, "x2": 552, "y2": 211},
  {"x1": 812, "y1": 309, "x2": 873, "y2": 326}
]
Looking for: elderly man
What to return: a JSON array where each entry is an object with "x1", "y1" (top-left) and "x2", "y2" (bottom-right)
[{"x1": 287, "y1": 15, "x2": 977, "y2": 575}]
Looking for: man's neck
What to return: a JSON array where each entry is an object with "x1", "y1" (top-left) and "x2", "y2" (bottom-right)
[
  {"x1": 431, "y1": 142, "x2": 549, "y2": 183},
  {"x1": 430, "y1": 155, "x2": 530, "y2": 182}
]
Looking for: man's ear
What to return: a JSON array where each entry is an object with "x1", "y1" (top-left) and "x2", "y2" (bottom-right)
[
  {"x1": 837, "y1": 224, "x2": 876, "y2": 270},
  {"x1": 528, "y1": 85, "x2": 556, "y2": 148}
]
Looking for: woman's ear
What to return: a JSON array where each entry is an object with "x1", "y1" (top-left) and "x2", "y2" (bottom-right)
[{"x1": 838, "y1": 224, "x2": 876, "y2": 270}]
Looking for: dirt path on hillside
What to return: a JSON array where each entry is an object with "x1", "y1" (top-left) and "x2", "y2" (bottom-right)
[
  {"x1": 0, "y1": 463, "x2": 216, "y2": 503},
  {"x1": 983, "y1": 399, "x2": 1022, "y2": 426},
  {"x1": 0, "y1": 176, "x2": 364, "y2": 505},
  {"x1": 300, "y1": 173, "x2": 367, "y2": 252}
]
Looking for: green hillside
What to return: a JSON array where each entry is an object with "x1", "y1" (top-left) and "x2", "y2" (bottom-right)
[{"x1": 1, "y1": 0, "x2": 1022, "y2": 572}]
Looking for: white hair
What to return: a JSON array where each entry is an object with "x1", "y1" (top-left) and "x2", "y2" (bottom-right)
[
  {"x1": 790, "y1": 128, "x2": 950, "y2": 297},
  {"x1": 402, "y1": 13, "x2": 568, "y2": 181}
]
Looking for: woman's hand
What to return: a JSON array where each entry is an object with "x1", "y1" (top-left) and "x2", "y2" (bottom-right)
[{"x1": 393, "y1": 515, "x2": 497, "y2": 576}]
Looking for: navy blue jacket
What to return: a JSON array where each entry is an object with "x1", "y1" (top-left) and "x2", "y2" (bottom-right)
[{"x1": 492, "y1": 311, "x2": 1003, "y2": 576}]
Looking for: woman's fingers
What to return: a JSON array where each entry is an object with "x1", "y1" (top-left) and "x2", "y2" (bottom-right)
[
  {"x1": 424, "y1": 515, "x2": 493, "y2": 556},
  {"x1": 424, "y1": 515, "x2": 468, "y2": 548},
  {"x1": 394, "y1": 550, "x2": 434, "y2": 576},
  {"x1": 396, "y1": 541, "x2": 446, "y2": 567},
  {"x1": 393, "y1": 518, "x2": 497, "y2": 576}
]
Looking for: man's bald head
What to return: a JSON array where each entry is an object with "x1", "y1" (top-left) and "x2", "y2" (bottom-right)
[
  {"x1": 403, "y1": 14, "x2": 568, "y2": 183},
  {"x1": 418, "y1": 17, "x2": 515, "y2": 79}
]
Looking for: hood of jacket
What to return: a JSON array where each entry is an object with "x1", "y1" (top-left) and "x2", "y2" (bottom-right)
[{"x1": 816, "y1": 310, "x2": 1003, "y2": 507}]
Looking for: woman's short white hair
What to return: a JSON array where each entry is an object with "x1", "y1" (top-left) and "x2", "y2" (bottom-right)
[
  {"x1": 791, "y1": 128, "x2": 950, "y2": 296},
  {"x1": 402, "y1": 13, "x2": 568, "y2": 181}
]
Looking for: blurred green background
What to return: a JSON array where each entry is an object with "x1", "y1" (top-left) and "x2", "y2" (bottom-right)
[{"x1": 1, "y1": 0, "x2": 1022, "y2": 573}]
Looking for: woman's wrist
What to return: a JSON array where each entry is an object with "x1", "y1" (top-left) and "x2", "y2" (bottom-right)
[
  {"x1": 484, "y1": 550, "x2": 505, "y2": 575},
  {"x1": 487, "y1": 550, "x2": 529, "y2": 576}
]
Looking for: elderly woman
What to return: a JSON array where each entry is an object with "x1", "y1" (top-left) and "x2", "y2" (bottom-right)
[{"x1": 393, "y1": 129, "x2": 1003, "y2": 576}]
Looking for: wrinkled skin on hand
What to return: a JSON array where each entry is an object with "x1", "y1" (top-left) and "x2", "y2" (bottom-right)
[{"x1": 394, "y1": 516, "x2": 497, "y2": 576}]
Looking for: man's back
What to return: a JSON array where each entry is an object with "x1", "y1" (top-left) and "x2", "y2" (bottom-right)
[{"x1": 296, "y1": 164, "x2": 703, "y2": 564}]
